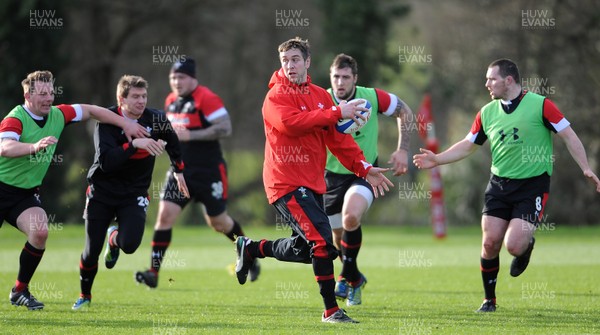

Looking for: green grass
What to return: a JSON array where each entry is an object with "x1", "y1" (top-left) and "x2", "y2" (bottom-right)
[{"x1": 0, "y1": 224, "x2": 599, "y2": 335}]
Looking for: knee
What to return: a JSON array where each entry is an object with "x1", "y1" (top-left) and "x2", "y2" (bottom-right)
[
  {"x1": 506, "y1": 241, "x2": 528, "y2": 257},
  {"x1": 342, "y1": 212, "x2": 361, "y2": 231},
  {"x1": 482, "y1": 237, "x2": 501, "y2": 254},
  {"x1": 207, "y1": 216, "x2": 231, "y2": 232},
  {"x1": 155, "y1": 206, "x2": 178, "y2": 230},
  {"x1": 311, "y1": 242, "x2": 338, "y2": 261},
  {"x1": 29, "y1": 226, "x2": 48, "y2": 246},
  {"x1": 119, "y1": 239, "x2": 142, "y2": 254}
]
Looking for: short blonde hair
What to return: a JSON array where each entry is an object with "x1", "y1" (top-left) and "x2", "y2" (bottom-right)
[
  {"x1": 116, "y1": 75, "x2": 148, "y2": 105},
  {"x1": 22, "y1": 70, "x2": 54, "y2": 95}
]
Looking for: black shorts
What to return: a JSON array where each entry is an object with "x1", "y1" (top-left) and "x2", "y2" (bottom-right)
[
  {"x1": 483, "y1": 173, "x2": 550, "y2": 225},
  {"x1": 271, "y1": 187, "x2": 338, "y2": 262},
  {"x1": 160, "y1": 161, "x2": 229, "y2": 217},
  {"x1": 83, "y1": 193, "x2": 148, "y2": 256},
  {"x1": 0, "y1": 181, "x2": 42, "y2": 229},
  {"x1": 323, "y1": 170, "x2": 373, "y2": 216}
]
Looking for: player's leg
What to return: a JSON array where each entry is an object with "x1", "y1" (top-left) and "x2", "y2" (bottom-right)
[
  {"x1": 204, "y1": 210, "x2": 238, "y2": 241},
  {"x1": 506, "y1": 175, "x2": 549, "y2": 277},
  {"x1": 304, "y1": 192, "x2": 356, "y2": 322},
  {"x1": 74, "y1": 199, "x2": 114, "y2": 310},
  {"x1": 114, "y1": 196, "x2": 149, "y2": 255},
  {"x1": 340, "y1": 184, "x2": 372, "y2": 306},
  {"x1": 476, "y1": 174, "x2": 513, "y2": 312},
  {"x1": 477, "y1": 214, "x2": 509, "y2": 312},
  {"x1": 137, "y1": 171, "x2": 186, "y2": 288},
  {"x1": 505, "y1": 218, "x2": 535, "y2": 257},
  {"x1": 135, "y1": 200, "x2": 180, "y2": 288},
  {"x1": 234, "y1": 190, "x2": 311, "y2": 285},
  {"x1": 10, "y1": 204, "x2": 48, "y2": 310},
  {"x1": 239, "y1": 187, "x2": 355, "y2": 322},
  {"x1": 200, "y1": 161, "x2": 261, "y2": 281},
  {"x1": 328, "y1": 217, "x2": 343, "y2": 253},
  {"x1": 323, "y1": 172, "x2": 351, "y2": 299},
  {"x1": 323, "y1": 171, "x2": 348, "y2": 259}
]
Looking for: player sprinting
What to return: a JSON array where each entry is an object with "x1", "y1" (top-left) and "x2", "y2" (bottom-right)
[
  {"x1": 0, "y1": 70, "x2": 148, "y2": 310},
  {"x1": 413, "y1": 58, "x2": 600, "y2": 312},
  {"x1": 135, "y1": 58, "x2": 259, "y2": 288},
  {"x1": 72, "y1": 75, "x2": 189, "y2": 310},
  {"x1": 324, "y1": 54, "x2": 413, "y2": 306},
  {"x1": 234, "y1": 37, "x2": 394, "y2": 323}
]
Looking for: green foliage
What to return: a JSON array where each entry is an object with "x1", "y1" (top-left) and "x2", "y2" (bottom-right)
[
  {"x1": 314, "y1": 0, "x2": 410, "y2": 86},
  {"x1": 0, "y1": 225, "x2": 599, "y2": 334}
]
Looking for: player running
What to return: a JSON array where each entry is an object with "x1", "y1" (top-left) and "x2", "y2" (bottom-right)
[
  {"x1": 0, "y1": 70, "x2": 148, "y2": 310},
  {"x1": 72, "y1": 75, "x2": 188, "y2": 310},
  {"x1": 325, "y1": 54, "x2": 413, "y2": 306},
  {"x1": 135, "y1": 58, "x2": 258, "y2": 289},
  {"x1": 413, "y1": 58, "x2": 600, "y2": 312},
  {"x1": 234, "y1": 37, "x2": 394, "y2": 323}
]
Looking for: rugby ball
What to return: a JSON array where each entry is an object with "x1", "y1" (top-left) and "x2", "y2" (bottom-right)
[{"x1": 335, "y1": 98, "x2": 372, "y2": 134}]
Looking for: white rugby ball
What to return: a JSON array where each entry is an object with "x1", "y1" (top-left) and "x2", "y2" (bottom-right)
[{"x1": 335, "y1": 98, "x2": 372, "y2": 134}]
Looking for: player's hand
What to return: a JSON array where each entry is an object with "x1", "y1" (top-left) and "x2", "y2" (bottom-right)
[
  {"x1": 388, "y1": 149, "x2": 409, "y2": 176},
  {"x1": 32, "y1": 136, "x2": 58, "y2": 153},
  {"x1": 132, "y1": 138, "x2": 165, "y2": 156},
  {"x1": 413, "y1": 148, "x2": 438, "y2": 169},
  {"x1": 338, "y1": 100, "x2": 369, "y2": 125},
  {"x1": 366, "y1": 167, "x2": 394, "y2": 198},
  {"x1": 173, "y1": 172, "x2": 190, "y2": 198},
  {"x1": 122, "y1": 121, "x2": 150, "y2": 142},
  {"x1": 172, "y1": 124, "x2": 191, "y2": 142},
  {"x1": 583, "y1": 169, "x2": 600, "y2": 193}
]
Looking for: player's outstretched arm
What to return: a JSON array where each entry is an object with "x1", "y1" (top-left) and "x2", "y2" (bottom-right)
[
  {"x1": 0, "y1": 136, "x2": 58, "y2": 158},
  {"x1": 79, "y1": 104, "x2": 149, "y2": 141},
  {"x1": 365, "y1": 167, "x2": 394, "y2": 198},
  {"x1": 413, "y1": 138, "x2": 477, "y2": 169},
  {"x1": 557, "y1": 126, "x2": 600, "y2": 192}
]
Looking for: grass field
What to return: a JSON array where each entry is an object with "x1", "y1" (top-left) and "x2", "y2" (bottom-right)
[{"x1": 0, "y1": 224, "x2": 599, "y2": 335}]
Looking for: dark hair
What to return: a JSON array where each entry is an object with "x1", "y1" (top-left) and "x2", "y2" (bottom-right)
[
  {"x1": 330, "y1": 53, "x2": 358, "y2": 75},
  {"x1": 278, "y1": 37, "x2": 310, "y2": 60},
  {"x1": 488, "y1": 58, "x2": 520, "y2": 83}
]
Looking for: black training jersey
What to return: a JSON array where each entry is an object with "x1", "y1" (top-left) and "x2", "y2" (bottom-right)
[{"x1": 87, "y1": 106, "x2": 184, "y2": 201}]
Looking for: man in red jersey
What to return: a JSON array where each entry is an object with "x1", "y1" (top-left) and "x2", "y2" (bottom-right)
[
  {"x1": 136, "y1": 58, "x2": 259, "y2": 288},
  {"x1": 234, "y1": 37, "x2": 393, "y2": 323}
]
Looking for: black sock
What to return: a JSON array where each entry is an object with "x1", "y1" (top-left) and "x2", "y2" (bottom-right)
[
  {"x1": 79, "y1": 256, "x2": 98, "y2": 298},
  {"x1": 481, "y1": 256, "x2": 499, "y2": 300},
  {"x1": 313, "y1": 257, "x2": 338, "y2": 315},
  {"x1": 225, "y1": 220, "x2": 244, "y2": 242},
  {"x1": 17, "y1": 241, "x2": 45, "y2": 286},
  {"x1": 151, "y1": 229, "x2": 172, "y2": 273},
  {"x1": 340, "y1": 227, "x2": 362, "y2": 283},
  {"x1": 247, "y1": 239, "x2": 273, "y2": 258}
]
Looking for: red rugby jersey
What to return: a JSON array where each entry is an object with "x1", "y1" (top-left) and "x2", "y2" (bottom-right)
[{"x1": 262, "y1": 69, "x2": 372, "y2": 204}]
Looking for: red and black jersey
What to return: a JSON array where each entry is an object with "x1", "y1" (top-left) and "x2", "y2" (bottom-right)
[
  {"x1": 164, "y1": 85, "x2": 228, "y2": 167},
  {"x1": 86, "y1": 106, "x2": 183, "y2": 202}
]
